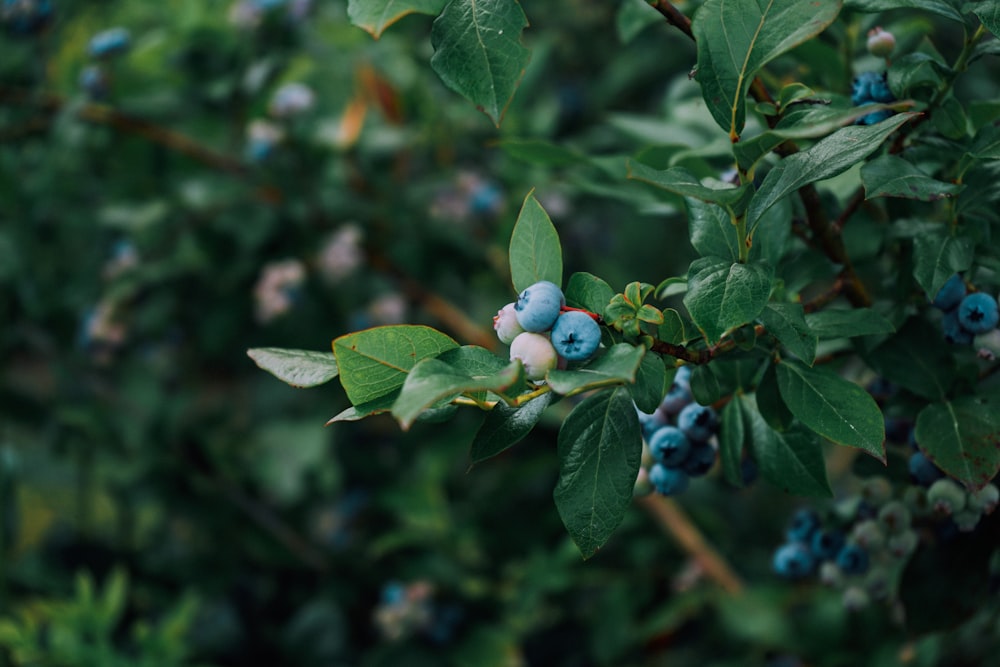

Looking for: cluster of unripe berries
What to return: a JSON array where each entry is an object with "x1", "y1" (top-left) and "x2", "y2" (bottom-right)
[
  {"x1": 493, "y1": 281, "x2": 602, "y2": 381},
  {"x1": 930, "y1": 274, "x2": 1000, "y2": 347},
  {"x1": 634, "y1": 366, "x2": 721, "y2": 496}
]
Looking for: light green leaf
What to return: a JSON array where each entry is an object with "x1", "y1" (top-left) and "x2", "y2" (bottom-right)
[
  {"x1": 430, "y1": 0, "x2": 531, "y2": 126},
  {"x1": 248, "y1": 347, "x2": 339, "y2": 388},
  {"x1": 547, "y1": 344, "x2": 646, "y2": 396},
  {"x1": 915, "y1": 395, "x2": 1000, "y2": 490},
  {"x1": 862, "y1": 155, "x2": 965, "y2": 201},
  {"x1": 683, "y1": 256, "x2": 774, "y2": 344},
  {"x1": 747, "y1": 113, "x2": 918, "y2": 229},
  {"x1": 912, "y1": 230, "x2": 974, "y2": 304},
  {"x1": 565, "y1": 272, "x2": 614, "y2": 314},
  {"x1": 509, "y1": 191, "x2": 563, "y2": 293},
  {"x1": 692, "y1": 0, "x2": 842, "y2": 139},
  {"x1": 469, "y1": 391, "x2": 553, "y2": 465},
  {"x1": 759, "y1": 303, "x2": 816, "y2": 365},
  {"x1": 776, "y1": 359, "x2": 885, "y2": 461},
  {"x1": 554, "y1": 386, "x2": 642, "y2": 559},
  {"x1": 333, "y1": 325, "x2": 458, "y2": 405},
  {"x1": 804, "y1": 308, "x2": 896, "y2": 338},
  {"x1": 627, "y1": 162, "x2": 753, "y2": 210},
  {"x1": 347, "y1": 0, "x2": 448, "y2": 38}
]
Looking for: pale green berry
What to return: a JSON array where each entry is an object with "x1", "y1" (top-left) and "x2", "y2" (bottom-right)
[
  {"x1": 952, "y1": 508, "x2": 982, "y2": 532},
  {"x1": 877, "y1": 500, "x2": 912, "y2": 535},
  {"x1": 842, "y1": 586, "x2": 870, "y2": 611},
  {"x1": 819, "y1": 561, "x2": 844, "y2": 587},
  {"x1": 927, "y1": 478, "x2": 967, "y2": 515},
  {"x1": 887, "y1": 529, "x2": 918, "y2": 559},
  {"x1": 493, "y1": 302, "x2": 525, "y2": 344},
  {"x1": 850, "y1": 519, "x2": 886, "y2": 551},
  {"x1": 967, "y1": 483, "x2": 999, "y2": 514},
  {"x1": 860, "y1": 476, "x2": 893, "y2": 507},
  {"x1": 866, "y1": 27, "x2": 896, "y2": 58},
  {"x1": 509, "y1": 332, "x2": 558, "y2": 381}
]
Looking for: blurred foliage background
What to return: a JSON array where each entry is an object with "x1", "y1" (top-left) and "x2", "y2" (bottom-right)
[{"x1": 1, "y1": 1, "x2": 998, "y2": 665}]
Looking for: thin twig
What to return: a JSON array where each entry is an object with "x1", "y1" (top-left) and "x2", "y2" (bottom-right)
[{"x1": 649, "y1": 0, "x2": 694, "y2": 41}]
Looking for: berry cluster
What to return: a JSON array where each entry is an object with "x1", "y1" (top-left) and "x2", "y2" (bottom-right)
[
  {"x1": 851, "y1": 70, "x2": 895, "y2": 125},
  {"x1": 1, "y1": 0, "x2": 52, "y2": 36},
  {"x1": 77, "y1": 26, "x2": 131, "y2": 100},
  {"x1": 494, "y1": 281, "x2": 602, "y2": 381},
  {"x1": 930, "y1": 273, "x2": 1000, "y2": 346},
  {"x1": 635, "y1": 366, "x2": 720, "y2": 496},
  {"x1": 373, "y1": 580, "x2": 462, "y2": 645}
]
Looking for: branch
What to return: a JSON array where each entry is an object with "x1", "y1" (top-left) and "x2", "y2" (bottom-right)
[{"x1": 649, "y1": 1, "x2": 694, "y2": 41}]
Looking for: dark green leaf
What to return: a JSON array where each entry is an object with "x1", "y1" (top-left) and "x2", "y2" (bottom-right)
[
  {"x1": 804, "y1": 308, "x2": 896, "y2": 338},
  {"x1": 888, "y1": 52, "x2": 951, "y2": 101},
  {"x1": 759, "y1": 303, "x2": 816, "y2": 365},
  {"x1": 912, "y1": 230, "x2": 974, "y2": 302},
  {"x1": 627, "y1": 162, "x2": 753, "y2": 210},
  {"x1": 347, "y1": 0, "x2": 448, "y2": 38},
  {"x1": 469, "y1": 392, "x2": 553, "y2": 465},
  {"x1": 915, "y1": 396, "x2": 1000, "y2": 490},
  {"x1": 248, "y1": 347, "x2": 339, "y2": 388},
  {"x1": 844, "y1": 0, "x2": 963, "y2": 22},
  {"x1": 975, "y1": 2, "x2": 1000, "y2": 37},
  {"x1": 438, "y1": 345, "x2": 508, "y2": 376},
  {"x1": 326, "y1": 392, "x2": 399, "y2": 423},
  {"x1": 554, "y1": 386, "x2": 643, "y2": 559},
  {"x1": 631, "y1": 351, "x2": 667, "y2": 414},
  {"x1": 719, "y1": 398, "x2": 746, "y2": 487},
  {"x1": 776, "y1": 359, "x2": 886, "y2": 461},
  {"x1": 690, "y1": 365, "x2": 722, "y2": 405},
  {"x1": 683, "y1": 257, "x2": 774, "y2": 344},
  {"x1": 686, "y1": 198, "x2": 739, "y2": 262},
  {"x1": 497, "y1": 138, "x2": 586, "y2": 166},
  {"x1": 861, "y1": 155, "x2": 965, "y2": 201},
  {"x1": 756, "y1": 363, "x2": 794, "y2": 431},
  {"x1": 509, "y1": 191, "x2": 563, "y2": 293},
  {"x1": 968, "y1": 123, "x2": 1000, "y2": 160},
  {"x1": 867, "y1": 318, "x2": 956, "y2": 401},
  {"x1": 658, "y1": 308, "x2": 687, "y2": 344},
  {"x1": 748, "y1": 196, "x2": 791, "y2": 266},
  {"x1": 547, "y1": 344, "x2": 646, "y2": 397},
  {"x1": 565, "y1": 272, "x2": 614, "y2": 314},
  {"x1": 430, "y1": 0, "x2": 531, "y2": 126}
]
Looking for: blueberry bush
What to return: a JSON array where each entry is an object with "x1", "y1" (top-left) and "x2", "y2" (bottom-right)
[{"x1": 3, "y1": 0, "x2": 1000, "y2": 665}]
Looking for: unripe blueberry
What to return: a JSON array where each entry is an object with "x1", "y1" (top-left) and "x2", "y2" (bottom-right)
[
  {"x1": 932, "y1": 274, "x2": 966, "y2": 311},
  {"x1": 967, "y1": 483, "x2": 999, "y2": 515},
  {"x1": 842, "y1": 586, "x2": 870, "y2": 611},
  {"x1": 942, "y1": 308, "x2": 974, "y2": 345},
  {"x1": 819, "y1": 561, "x2": 844, "y2": 587},
  {"x1": 866, "y1": 27, "x2": 896, "y2": 58},
  {"x1": 648, "y1": 425, "x2": 691, "y2": 467},
  {"x1": 908, "y1": 450, "x2": 945, "y2": 487},
  {"x1": 773, "y1": 542, "x2": 815, "y2": 579},
  {"x1": 957, "y1": 292, "x2": 1000, "y2": 334},
  {"x1": 676, "y1": 403, "x2": 718, "y2": 442},
  {"x1": 681, "y1": 441, "x2": 717, "y2": 477},
  {"x1": 786, "y1": 508, "x2": 821, "y2": 543},
  {"x1": 836, "y1": 542, "x2": 870, "y2": 575},
  {"x1": 648, "y1": 463, "x2": 689, "y2": 496},
  {"x1": 860, "y1": 476, "x2": 893, "y2": 507},
  {"x1": 952, "y1": 509, "x2": 982, "y2": 532},
  {"x1": 509, "y1": 332, "x2": 558, "y2": 381},
  {"x1": 887, "y1": 529, "x2": 918, "y2": 559},
  {"x1": 927, "y1": 478, "x2": 967, "y2": 515},
  {"x1": 850, "y1": 519, "x2": 885, "y2": 550},
  {"x1": 550, "y1": 310, "x2": 601, "y2": 361},
  {"x1": 493, "y1": 303, "x2": 525, "y2": 344},
  {"x1": 88, "y1": 27, "x2": 131, "y2": 59},
  {"x1": 637, "y1": 407, "x2": 669, "y2": 442},
  {"x1": 514, "y1": 281, "x2": 564, "y2": 332},
  {"x1": 877, "y1": 500, "x2": 912, "y2": 535},
  {"x1": 269, "y1": 82, "x2": 316, "y2": 118},
  {"x1": 811, "y1": 528, "x2": 846, "y2": 561},
  {"x1": 658, "y1": 366, "x2": 693, "y2": 415}
]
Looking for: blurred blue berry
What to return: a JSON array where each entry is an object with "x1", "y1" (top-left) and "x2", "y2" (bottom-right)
[
  {"x1": 811, "y1": 528, "x2": 845, "y2": 561},
  {"x1": 649, "y1": 463, "x2": 690, "y2": 496},
  {"x1": 681, "y1": 441, "x2": 716, "y2": 477},
  {"x1": 659, "y1": 366, "x2": 693, "y2": 415},
  {"x1": 932, "y1": 274, "x2": 966, "y2": 311},
  {"x1": 942, "y1": 308, "x2": 974, "y2": 345},
  {"x1": 786, "y1": 508, "x2": 821, "y2": 543},
  {"x1": 773, "y1": 542, "x2": 816, "y2": 579},
  {"x1": 88, "y1": 27, "x2": 131, "y2": 58},
  {"x1": 648, "y1": 425, "x2": 691, "y2": 467},
  {"x1": 2, "y1": 0, "x2": 52, "y2": 35},
  {"x1": 676, "y1": 403, "x2": 718, "y2": 442},
  {"x1": 836, "y1": 543, "x2": 870, "y2": 575},
  {"x1": 908, "y1": 450, "x2": 945, "y2": 487}
]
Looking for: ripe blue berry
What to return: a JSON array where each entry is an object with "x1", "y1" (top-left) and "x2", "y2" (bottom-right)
[
  {"x1": 835, "y1": 543, "x2": 870, "y2": 575},
  {"x1": 648, "y1": 426, "x2": 691, "y2": 467},
  {"x1": 637, "y1": 407, "x2": 668, "y2": 442},
  {"x1": 786, "y1": 508, "x2": 821, "y2": 543},
  {"x1": 908, "y1": 450, "x2": 944, "y2": 487},
  {"x1": 676, "y1": 403, "x2": 718, "y2": 442},
  {"x1": 811, "y1": 528, "x2": 846, "y2": 561},
  {"x1": 509, "y1": 332, "x2": 558, "y2": 381},
  {"x1": 79, "y1": 65, "x2": 109, "y2": 100},
  {"x1": 659, "y1": 366, "x2": 693, "y2": 415},
  {"x1": 88, "y1": 27, "x2": 131, "y2": 59},
  {"x1": 514, "y1": 281, "x2": 564, "y2": 332},
  {"x1": 957, "y1": 292, "x2": 999, "y2": 334},
  {"x1": 550, "y1": 310, "x2": 601, "y2": 361},
  {"x1": 942, "y1": 308, "x2": 974, "y2": 345},
  {"x1": 681, "y1": 441, "x2": 716, "y2": 477},
  {"x1": 773, "y1": 542, "x2": 816, "y2": 579},
  {"x1": 493, "y1": 303, "x2": 525, "y2": 344},
  {"x1": 932, "y1": 274, "x2": 966, "y2": 311},
  {"x1": 649, "y1": 463, "x2": 689, "y2": 496}
]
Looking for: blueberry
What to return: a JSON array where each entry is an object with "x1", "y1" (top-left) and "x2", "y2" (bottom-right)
[
  {"x1": 79, "y1": 65, "x2": 109, "y2": 100},
  {"x1": 856, "y1": 109, "x2": 894, "y2": 125},
  {"x1": 811, "y1": 529, "x2": 845, "y2": 561},
  {"x1": 550, "y1": 310, "x2": 601, "y2": 361},
  {"x1": 932, "y1": 274, "x2": 966, "y2": 311},
  {"x1": 908, "y1": 451, "x2": 945, "y2": 487},
  {"x1": 493, "y1": 302, "x2": 525, "y2": 344},
  {"x1": 850, "y1": 72, "x2": 878, "y2": 106},
  {"x1": 514, "y1": 281, "x2": 564, "y2": 332},
  {"x1": 648, "y1": 426, "x2": 691, "y2": 467},
  {"x1": 637, "y1": 407, "x2": 668, "y2": 442},
  {"x1": 835, "y1": 543, "x2": 870, "y2": 575},
  {"x1": 509, "y1": 332, "x2": 558, "y2": 381},
  {"x1": 659, "y1": 366, "x2": 693, "y2": 415},
  {"x1": 958, "y1": 292, "x2": 999, "y2": 334},
  {"x1": 773, "y1": 542, "x2": 815, "y2": 579},
  {"x1": 269, "y1": 82, "x2": 315, "y2": 118},
  {"x1": 676, "y1": 403, "x2": 718, "y2": 442},
  {"x1": 967, "y1": 483, "x2": 999, "y2": 514},
  {"x1": 785, "y1": 508, "x2": 821, "y2": 543},
  {"x1": 88, "y1": 27, "x2": 131, "y2": 59},
  {"x1": 927, "y1": 478, "x2": 967, "y2": 515},
  {"x1": 942, "y1": 308, "x2": 974, "y2": 345},
  {"x1": 681, "y1": 441, "x2": 716, "y2": 477},
  {"x1": 649, "y1": 463, "x2": 690, "y2": 496}
]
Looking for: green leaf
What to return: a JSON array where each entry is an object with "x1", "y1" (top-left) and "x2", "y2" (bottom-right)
[
  {"x1": 776, "y1": 359, "x2": 885, "y2": 461},
  {"x1": 547, "y1": 344, "x2": 646, "y2": 396},
  {"x1": 554, "y1": 386, "x2": 642, "y2": 559},
  {"x1": 690, "y1": 365, "x2": 722, "y2": 405},
  {"x1": 509, "y1": 191, "x2": 563, "y2": 293},
  {"x1": 333, "y1": 325, "x2": 458, "y2": 405},
  {"x1": 631, "y1": 352, "x2": 667, "y2": 414},
  {"x1": 741, "y1": 394, "x2": 832, "y2": 497},
  {"x1": 748, "y1": 196, "x2": 791, "y2": 266},
  {"x1": 392, "y1": 357, "x2": 524, "y2": 429},
  {"x1": 867, "y1": 318, "x2": 956, "y2": 401},
  {"x1": 687, "y1": 198, "x2": 739, "y2": 262},
  {"x1": 974, "y1": 2, "x2": 1000, "y2": 37},
  {"x1": 759, "y1": 303, "x2": 816, "y2": 365},
  {"x1": 326, "y1": 393, "x2": 398, "y2": 424},
  {"x1": 861, "y1": 155, "x2": 965, "y2": 201},
  {"x1": 429, "y1": 0, "x2": 531, "y2": 126},
  {"x1": 888, "y1": 53, "x2": 951, "y2": 101},
  {"x1": 719, "y1": 398, "x2": 747, "y2": 487},
  {"x1": 804, "y1": 308, "x2": 896, "y2": 338},
  {"x1": 658, "y1": 308, "x2": 687, "y2": 344},
  {"x1": 248, "y1": 347, "x2": 339, "y2": 388},
  {"x1": 627, "y1": 162, "x2": 753, "y2": 210},
  {"x1": 683, "y1": 256, "x2": 774, "y2": 344},
  {"x1": 756, "y1": 362, "x2": 794, "y2": 431},
  {"x1": 968, "y1": 124, "x2": 1000, "y2": 160},
  {"x1": 912, "y1": 230, "x2": 974, "y2": 303},
  {"x1": 497, "y1": 138, "x2": 586, "y2": 166},
  {"x1": 565, "y1": 272, "x2": 614, "y2": 314},
  {"x1": 692, "y1": 0, "x2": 842, "y2": 139},
  {"x1": 616, "y1": 0, "x2": 663, "y2": 43},
  {"x1": 915, "y1": 396, "x2": 1000, "y2": 490},
  {"x1": 844, "y1": 0, "x2": 963, "y2": 23},
  {"x1": 746, "y1": 113, "x2": 919, "y2": 229},
  {"x1": 347, "y1": 0, "x2": 448, "y2": 38},
  {"x1": 469, "y1": 391, "x2": 553, "y2": 465}
]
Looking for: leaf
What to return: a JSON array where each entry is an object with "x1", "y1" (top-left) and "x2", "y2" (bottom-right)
[
  {"x1": 776, "y1": 359, "x2": 886, "y2": 461},
  {"x1": 861, "y1": 155, "x2": 965, "y2": 201},
  {"x1": 347, "y1": 0, "x2": 448, "y2": 38},
  {"x1": 912, "y1": 230, "x2": 974, "y2": 303},
  {"x1": 968, "y1": 124, "x2": 1000, "y2": 160},
  {"x1": 686, "y1": 198, "x2": 739, "y2": 262},
  {"x1": 553, "y1": 386, "x2": 642, "y2": 559},
  {"x1": 747, "y1": 195, "x2": 791, "y2": 266},
  {"x1": 759, "y1": 303, "x2": 816, "y2": 365},
  {"x1": 719, "y1": 399, "x2": 747, "y2": 487},
  {"x1": 804, "y1": 308, "x2": 896, "y2": 338},
  {"x1": 692, "y1": 0, "x2": 843, "y2": 139},
  {"x1": 746, "y1": 113, "x2": 919, "y2": 229},
  {"x1": 332, "y1": 325, "x2": 458, "y2": 405},
  {"x1": 248, "y1": 347, "x2": 339, "y2": 388},
  {"x1": 975, "y1": 1, "x2": 1000, "y2": 37},
  {"x1": 756, "y1": 362, "x2": 794, "y2": 431},
  {"x1": 915, "y1": 396, "x2": 1000, "y2": 490},
  {"x1": 509, "y1": 191, "x2": 563, "y2": 293},
  {"x1": 626, "y1": 162, "x2": 753, "y2": 210},
  {"x1": 497, "y1": 138, "x2": 585, "y2": 166},
  {"x1": 326, "y1": 393, "x2": 398, "y2": 424},
  {"x1": 867, "y1": 318, "x2": 957, "y2": 401},
  {"x1": 429, "y1": 0, "x2": 531, "y2": 126},
  {"x1": 844, "y1": 0, "x2": 964, "y2": 23},
  {"x1": 658, "y1": 308, "x2": 687, "y2": 344},
  {"x1": 469, "y1": 391, "x2": 553, "y2": 465},
  {"x1": 565, "y1": 272, "x2": 614, "y2": 314},
  {"x1": 616, "y1": 0, "x2": 663, "y2": 43},
  {"x1": 683, "y1": 256, "x2": 774, "y2": 344},
  {"x1": 741, "y1": 394, "x2": 832, "y2": 497},
  {"x1": 631, "y1": 352, "x2": 667, "y2": 414},
  {"x1": 546, "y1": 344, "x2": 646, "y2": 397}
]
